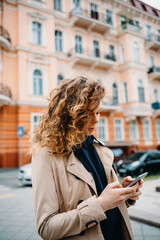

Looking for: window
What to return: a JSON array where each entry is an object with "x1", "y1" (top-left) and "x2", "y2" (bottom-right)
[
  {"x1": 115, "y1": 119, "x2": 123, "y2": 141},
  {"x1": 58, "y1": 74, "x2": 63, "y2": 86},
  {"x1": 33, "y1": 70, "x2": 43, "y2": 95},
  {"x1": 130, "y1": 120, "x2": 138, "y2": 141},
  {"x1": 138, "y1": 80, "x2": 145, "y2": 102},
  {"x1": 156, "y1": 120, "x2": 160, "y2": 140},
  {"x1": 134, "y1": 41, "x2": 140, "y2": 63},
  {"x1": 93, "y1": 40, "x2": 100, "y2": 57},
  {"x1": 141, "y1": 4, "x2": 146, "y2": 11},
  {"x1": 154, "y1": 89, "x2": 158, "y2": 102},
  {"x1": 31, "y1": 113, "x2": 42, "y2": 133},
  {"x1": 32, "y1": 22, "x2": 42, "y2": 45},
  {"x1": 120, "y1": 44, "x2": 125, "y2": 63},
  {"x1": 98, "y1": 118, "x2": 108, "y2": 142},
  {"x1": 106, "y1": 10, "x2": 112, "y2": 25},
  {"x1": 149, "y1": 56, "x2": 154, "y2": 68},
  {"x1": 146, "y1": 25, "x2": 153, "y2": 41},
  {"x1": 54, "y1": 0, "x2": 62, "y2": 11},
  {"x1": 55, "y1": 30, "x2": 63, "y2": 52},
  {"x1": 143, "y1": 119, "x2": 151, "y2": 141},
  {"x1": 157, "y1": 29, "x2": 160, "y2": 42},
  {"x1": 108, "y1": 45, "x2": 116, "y2": 61},
  {"x1": 113, "y1": 83, "x2": 118, "y2": 105},
  {"x1": 73, "y1": 0, "x2": 80, "y2": 7},
  {"x1": 90, "y1": 3, "x2": 98, "y2": 20},
  {"x1": 75, "y1": 35, "x2": 82, "y2": 54},
  {"x1": 124, "y1": 82, "x2": 128, "y2": 103}
]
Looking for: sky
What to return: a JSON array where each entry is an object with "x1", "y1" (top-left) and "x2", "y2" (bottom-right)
[{"x1": 140, "y1": 0, "x2": 160, "y2": 10}]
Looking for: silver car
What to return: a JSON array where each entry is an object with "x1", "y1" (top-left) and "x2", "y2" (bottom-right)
[{"x1": 18, "y1": 163, "x2": 32, "y2": 185}]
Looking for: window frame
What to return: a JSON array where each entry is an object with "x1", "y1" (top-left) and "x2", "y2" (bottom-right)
[
  {"x1": 55, "y1": 30, "x2": 63, "y2": 52},
  {"x1": 31, "y1": 113, "x2": 43, "y2": 134},
  {"x1": 114, "y1": 118, "x2": 124, "y2": 142},
  {"x1": 130, "y1": 120, "x2": 139, "y2": 141},
  {"x1": 143, "y1": 118, "x2": 152, "y2": 142},
  {"x1": 33, "y1": 69, "x2": 43, "y2": 96},
  {"x1": 138, "y1": 80, "x2": 145, "y2": 102},
  {"x1": 156, "y1": 120, "x2": 160, "y2": 140},
  {"x1": 98, "y1": 117, "x2": 108, "y2": 142}
]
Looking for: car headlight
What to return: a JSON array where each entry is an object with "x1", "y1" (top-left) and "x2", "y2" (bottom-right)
[{"x1": 130, "y1": 161, "x2": 139, "y2": 167}]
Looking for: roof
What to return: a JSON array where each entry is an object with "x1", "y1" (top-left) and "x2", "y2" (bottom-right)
[{"x1": 128, "y1": 0, "x2": 160, "y2": 17}]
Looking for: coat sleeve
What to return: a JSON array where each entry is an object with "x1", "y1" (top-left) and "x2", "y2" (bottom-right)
[{"x1": 31, "y1": 147, "x2": 106, "y2": 240}]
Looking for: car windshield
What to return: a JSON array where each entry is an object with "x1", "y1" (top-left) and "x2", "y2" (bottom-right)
[{"x1": 126, "y1": 152, "x2": 145, "y2": 161}]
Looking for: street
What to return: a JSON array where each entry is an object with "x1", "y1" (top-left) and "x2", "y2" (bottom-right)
[{"x1": 0, "y1": 169, "x2": 160, "y2": 240}]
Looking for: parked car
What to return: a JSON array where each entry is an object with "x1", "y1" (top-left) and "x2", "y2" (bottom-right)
[
  {"x1": 117, "y1": 151, "x2": 160, "y2": 176},
  {"x1": 18, "y1": 163, "x2": 32, "y2": 185}
]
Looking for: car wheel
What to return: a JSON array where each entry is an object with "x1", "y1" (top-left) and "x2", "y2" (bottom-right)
[{"x1": 139, "y1": 167, "x2": 144, "y2": 175}]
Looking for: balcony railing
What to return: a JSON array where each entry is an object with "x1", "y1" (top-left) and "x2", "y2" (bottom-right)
[
  {"x1": 101, "y1": 100, "x2": 121, "y2": 113},
  {"x1": 0, "y1": 26, "x2": 11, "y2": 50},
  {"x1": 118, "y1": 22, "x2": 142, "y2": 35},
  {"x1": 148, "y1": 66, "x2": 160, "y2": 80},
  {"x1": 0, "y1": 83, "x2": 12, "y2": 106},
  {"x1": 146, "y1": 33, "x2": 160, "y2": 51},
  {"x1": 70, "y1": 7, "x2": 113, "y2": 33},
  {"x1": 67, "y1": 48, "x2": 117, "y2": 69}
]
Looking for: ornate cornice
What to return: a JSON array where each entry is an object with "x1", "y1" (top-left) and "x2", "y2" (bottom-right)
[{"x1": 111, "y1": 0, "x2": 160, "y2": 24}]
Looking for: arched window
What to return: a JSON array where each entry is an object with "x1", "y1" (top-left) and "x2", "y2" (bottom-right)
[
  {"x1": 113, "y1": 83, "x2": 118, "y2": 105},
  {"x1": 154, "y1": 89, "x2": 158, "y2": 102},
  {"x1": 58, "y1": 74, "x2": 63, "y2": 86},
  {"x1": 138, "y1": 80, "x2": 145, "y2": 102},
  {"x1": 32, "y1": 22, "x2": 42, "y2": 45},
  {"x1": 33, "y1": 70, "x2": 43, "y2": 95},
  {"x1": 134, "y1": 41, "x2": 140, "y2": 63},
  {"x1": 55, "y1": 30, "x2": 63, "y2": 52},
  {"x1": 75, "y1": 35, "x2": 82, "y2": 53},
  {"x1": 124, "y1": 82, "x2": 128, "y2": 103}
]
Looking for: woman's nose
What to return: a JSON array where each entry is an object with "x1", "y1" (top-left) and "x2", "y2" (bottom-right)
[{"x1": 92, "y1": 114, "x2": 99, "y2": 123}]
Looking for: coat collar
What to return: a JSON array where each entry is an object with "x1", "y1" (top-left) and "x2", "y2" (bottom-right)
[
  {"x1": 66, "y1": 151, "x2": 97, "y2": 194},
  {"x1": 66, "y1": 141, "x2": 114, "y2": 193}
]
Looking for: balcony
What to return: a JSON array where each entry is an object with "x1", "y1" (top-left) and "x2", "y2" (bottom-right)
[
  {"x1": 70, "y1": 7, "x2": 113, "y2": 33},
  {"x1": 145, "y1": 34, "x2": 160, "y2": 51},
  {"x1": 148, "y1": 66, "x2": 160, "y2": 81},
  {"x1": 122, "y1": 102, "x2": 152, "y2": 122},
  {"x1": 67, "y1": 48, "x2": 117, "y2": 69},
  {"x1": 102, "y1": 100, "x2": 121, "y2": 116},
  {"x1": 118, "y1": 22, "x2": 142, "y2": 37},
  {"x1": 152, "y1": 102, "x2": 160, "y2": 118},
  {"x1": 0, "y1": 26, "x2": 11, "y2": 50},
  {"x1": 0, "y1": 83, "x2": 12, "y2": 107}
]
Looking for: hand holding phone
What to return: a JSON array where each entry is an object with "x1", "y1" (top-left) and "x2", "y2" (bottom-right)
[{"x1": 127, "y1": 172, "x2": 148, "y2": 188}]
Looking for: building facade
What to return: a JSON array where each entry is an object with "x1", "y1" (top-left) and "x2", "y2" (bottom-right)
[{"x1": 0, "y1": 0, "x2": 160, "y2": 168}]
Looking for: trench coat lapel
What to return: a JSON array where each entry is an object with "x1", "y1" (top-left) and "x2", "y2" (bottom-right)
[
  {"x1": 94, "y1": 143, "x2": 113, "y2": 183},
  {"x1": 66, "y1": 152, "x2": 97, "y2": 194}
]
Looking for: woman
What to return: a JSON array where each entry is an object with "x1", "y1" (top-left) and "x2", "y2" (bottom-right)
[{"x1": 31, "y1": 76, "x2": 142, "y2": 240}]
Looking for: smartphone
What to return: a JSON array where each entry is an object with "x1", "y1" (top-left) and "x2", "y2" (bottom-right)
[{"x1": 127, "y1": 172, "x2": 148, "y2": 187}]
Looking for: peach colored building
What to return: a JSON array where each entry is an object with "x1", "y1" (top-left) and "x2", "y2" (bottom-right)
[{"x1": 0, "y1": 0, "x2": 160, "y2": 168}]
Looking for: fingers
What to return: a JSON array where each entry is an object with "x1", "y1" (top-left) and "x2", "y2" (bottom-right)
[
  {"x1": 108, "y1": 181, "x2": 122, "y2": 189},
  {"x1": 130, "y1": 189, "x2": 142, "y2": 200}
]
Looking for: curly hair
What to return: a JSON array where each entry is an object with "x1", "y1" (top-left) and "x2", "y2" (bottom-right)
[{"x1": 31, "y1": 76, "x2": 106, "y2": 156}]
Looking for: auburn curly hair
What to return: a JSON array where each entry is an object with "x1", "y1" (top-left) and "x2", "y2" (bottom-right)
[{"x1": 31, "y1": 76, "x2": 105, "y2": 156}]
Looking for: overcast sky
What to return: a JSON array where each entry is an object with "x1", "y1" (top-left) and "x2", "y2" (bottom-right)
[{"x1": 140, "y1": 0, "x2": 160, "y2": 10}]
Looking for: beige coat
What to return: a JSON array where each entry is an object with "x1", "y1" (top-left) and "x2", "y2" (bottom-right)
[{"x1": 32, "y1": 140, "x2": 134, "y2": 240}]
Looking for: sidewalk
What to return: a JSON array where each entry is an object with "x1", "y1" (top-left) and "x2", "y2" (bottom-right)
[
  {"x1": 0, "y1": 168, "x2": 160, "y2": 240},
  {"x1": 128, "y1": 178, "x2": 160, "y2": 228}
]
